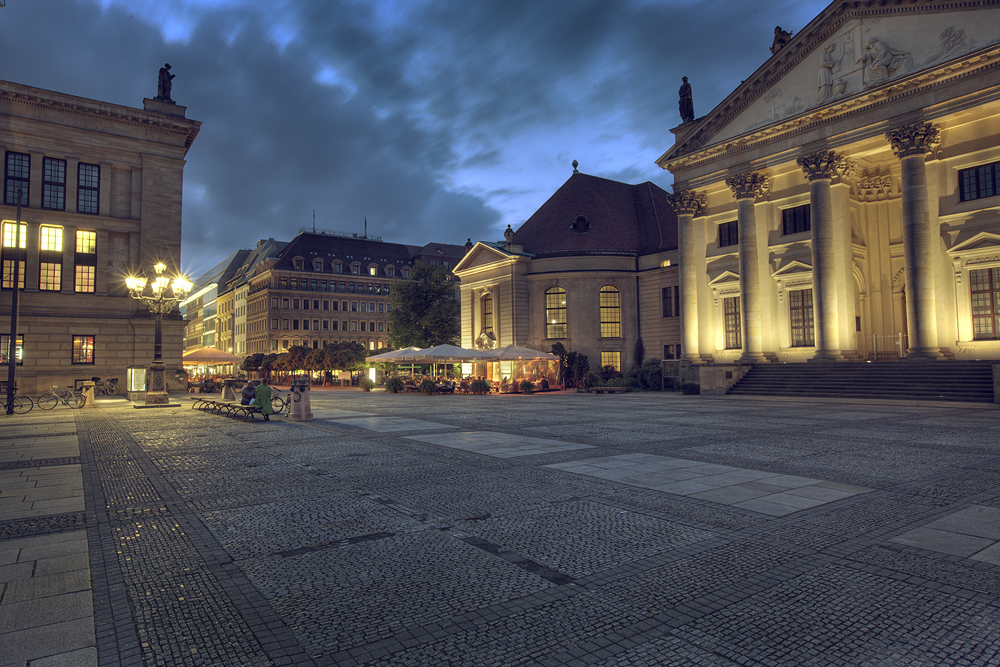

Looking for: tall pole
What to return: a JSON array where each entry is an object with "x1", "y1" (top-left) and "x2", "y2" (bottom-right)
[{"x1": 6, "y1": 188, "x2": 22, "y2": 414}]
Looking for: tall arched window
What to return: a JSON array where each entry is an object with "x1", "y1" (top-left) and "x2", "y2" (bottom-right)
[
  {"x1": 545, "y1": 287, "x2": 567, "y2": 339},
  {"x1": 599, "y1": 286, "x2": 621, "y2": 338},
  {"x1": 481, "y1": 293, "x2": 494, "y2": 336}
]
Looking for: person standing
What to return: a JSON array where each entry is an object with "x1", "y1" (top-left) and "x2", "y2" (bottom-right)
[{"x1": 253, "y1": 377, "x2": 274, "y2": 421}]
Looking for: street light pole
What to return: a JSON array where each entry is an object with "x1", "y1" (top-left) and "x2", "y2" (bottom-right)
[
  {"x1": 126, "y1": 263, "x2": 191, "y2": 405},
  {"x1": 5, "y1": 188, "x2": 23, "y2": 415}
]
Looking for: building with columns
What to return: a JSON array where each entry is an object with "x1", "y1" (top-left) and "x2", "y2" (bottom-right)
[
  {"x1": 0, "y1": 78, "x2": 200, "y2": 394},
  {"x1": 658, "y1": 0, "x2": 1000, "y2": 365},
  {"x1": 454, "y1": 169, "x2": 680, "y2": 372}
]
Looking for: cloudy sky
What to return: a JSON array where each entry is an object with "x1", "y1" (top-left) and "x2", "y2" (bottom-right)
[{"x1": 1, "y1": 0, "x2": 830, "y2": 278}]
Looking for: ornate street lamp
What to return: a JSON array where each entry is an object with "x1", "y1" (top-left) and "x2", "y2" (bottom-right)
[{"x1": 126, "y1": 263, "x2": 192, "y2": 405}]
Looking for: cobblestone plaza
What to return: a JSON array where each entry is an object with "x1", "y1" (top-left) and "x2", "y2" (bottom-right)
[{"x1": 3, "y1": 390, "x2": 1000, "y2": 666}]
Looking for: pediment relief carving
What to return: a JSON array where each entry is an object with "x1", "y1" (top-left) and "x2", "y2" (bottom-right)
[{"x1": 660, "y1": 4, "x2": 1000, "y2": 169}]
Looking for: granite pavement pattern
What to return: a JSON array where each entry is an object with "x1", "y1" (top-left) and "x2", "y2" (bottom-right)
[{"x1": 3, "y1": 390, "x2": 1000, "y2": 666}]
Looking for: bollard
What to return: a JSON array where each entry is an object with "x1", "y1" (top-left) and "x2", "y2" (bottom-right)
[
  {"x1": 82, "y1": 380, "x2": 97, "y2": 408},
  {"x1": 288, "y1": 376, "x2": 313, "y2": 421}
]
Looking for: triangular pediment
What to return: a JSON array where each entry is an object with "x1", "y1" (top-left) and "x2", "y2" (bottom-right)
[
  {"x1": 948, "y1": 231, "x2": 1000, "y2": 256},
  {"x1": 708, "y1": 269, "x2": 740, "y2": 286},
  {"x1": 453, "y1": 242, "x2": 516, "y2": 274},
  {"x1": 771, "y1": 260, "x2": 813, "y2": 279},
  {"x1": 660, "y1": 1, "x2": 1000, "y2": 167}
]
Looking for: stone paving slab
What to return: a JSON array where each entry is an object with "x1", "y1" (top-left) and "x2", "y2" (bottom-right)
[{"x1": 7, "y1": 391, "x2": 1000, "y2": 666}]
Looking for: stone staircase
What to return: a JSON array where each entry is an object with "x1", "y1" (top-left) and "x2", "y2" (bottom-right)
[{"x1": 726, "y1": 361, "x2": 996, "y2": 403}]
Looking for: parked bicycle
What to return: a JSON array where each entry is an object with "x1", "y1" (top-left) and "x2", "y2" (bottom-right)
[
  {"x1": 270, "y1": 389, "x2": 291, "y2": 416},
  {"x1": 37, "y1": 386, "x2": 85, "y2": 410},
  {"x1": 91, "y1": 377, "x2": 120, "y2": 395},
  {"x1": 1, "y1": 391, "x2": 33, "y2": 414}
]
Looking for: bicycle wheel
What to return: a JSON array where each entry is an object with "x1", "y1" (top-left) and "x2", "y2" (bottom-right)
[
  {"x1": 107, "y1": 383, "x2": 120, "y2": 395},
  {"x1": 9, "y1": 395, "x2": 33, "y2": 414},
  {"x1": 271, "y1": 395, "x2": 286, "y2": 412},
  {"x1": 67, "y1": 392, "x2": 86, "y2": 409},
  {"x1": 36, "y1": 394, "x2": 58, "y2": 410}
]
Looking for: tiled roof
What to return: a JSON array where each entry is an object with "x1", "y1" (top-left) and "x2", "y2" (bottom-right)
[
  {"x1": 272, "y1": 232, "x2": 465, "y2": 272},
  {"x1": 511, "y1": 173, "x2": 677, "y2": 256}
]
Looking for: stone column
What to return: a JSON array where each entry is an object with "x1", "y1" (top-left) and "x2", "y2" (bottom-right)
[
  {"x1": 725, "y1": 172, "x2": 770, "y2": 363},
  {"x1": 886, "y1": 122, "x2": 942, "y2": 359},
  {"x1": 666, "y1": 189, "x2": 707, "y2": 363},
  {"x1": 797, "y1": 150, "x2": 854, "y2": 361}
]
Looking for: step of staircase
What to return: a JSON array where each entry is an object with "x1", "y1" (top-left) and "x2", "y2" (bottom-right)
[{"x1": 726, "y1": 362, "x2": 996, "y2": 403}]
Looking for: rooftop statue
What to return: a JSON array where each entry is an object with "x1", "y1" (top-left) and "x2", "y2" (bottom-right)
[
  {"x1": 770, "y1": 26, "x2": 793, "y2": 55},
  {"x1": 156, "y1": 63, "x2": 175, "y2": 102},
  {"x1": 678, "y1": 76, "x2": 694, "y2": 123}
]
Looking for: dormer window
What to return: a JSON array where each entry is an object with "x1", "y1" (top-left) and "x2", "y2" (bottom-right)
[
  {"x1": 333, "y1": 262, "x2": 342, "y2": 273},
  {"x1": 313, "y1": 259, "x2": 324, "y2": 272},
  {"x1": 292, "y1": 257, "x2": 304, "y2": 270},
  {"x1": 386, "y1": 266, "x2": 395, "y2": 278},
  {"x1": 368, "y1": 264, "x2": 378, "y2": 276},
  {"x1": 351, "y1": 263, "x2": 360, "y2": 275},
  {"x1": 571, "y1": 216, "x2": 590, "y2": 233}
]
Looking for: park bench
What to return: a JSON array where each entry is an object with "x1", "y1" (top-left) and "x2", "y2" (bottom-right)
[
  {"x1": 191, "y1": 396, "x2": 261, "y2": 421},
  {"x1": 590, "y1": 386, "x2": 627, "y2": 394}
]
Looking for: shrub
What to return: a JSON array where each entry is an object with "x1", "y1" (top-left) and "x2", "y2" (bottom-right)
[
  {"x1": 519, "y1": 380, "x2": 534, "y2": 394},
  {"x1": 359, "y1": 377, "x2": 376, "y2": 392},
  {"x1": 419, "y1": 378, "x2": 436, "y2": 395},
  {"x1": 681, "y1": 382, "x2": 701, "y2": 395},
  {"x1": 663, "y1": 376, "x2": 681, "y2": 392},
  {"x1": 640, "y1": 360, "x2": 663, "y2": 390},
  {"x1": 470, "y1": 379, "x2": 491, "y2": 395},
  {"x1": 599, "y1": 365, "x2": 620, "y2": 383},
  {"x1": 582, "y1": 372, "x2": 598, "y2": 391},
  {"x1": 605, "y1": 377, "x2": 631, "y2": 390},
  {"x1": 385, "y1": 377, "x2": 405, "y2": 394}
]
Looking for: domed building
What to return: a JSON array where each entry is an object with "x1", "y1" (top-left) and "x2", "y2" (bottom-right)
[{"x1": 454, "y1": 167, "x2": 680, "y2": 374}]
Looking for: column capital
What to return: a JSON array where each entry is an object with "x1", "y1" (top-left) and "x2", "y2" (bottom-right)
[
  {"x1": 796, "y1": 149, "x2": 855, "y2": 182},
  {"x1": 886, "y1": 122, "x2": 940, "y2": 159},
  {"x1": 666, "y1": 189, "x2": 707, "y2": 216},
  {"x1": 725, "y1": 171, "x2": 769, "y2": 201}
]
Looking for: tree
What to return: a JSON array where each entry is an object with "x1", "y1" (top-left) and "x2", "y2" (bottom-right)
[{"x1": 388, "y1": 261, "x2": 460, "y2": 348}]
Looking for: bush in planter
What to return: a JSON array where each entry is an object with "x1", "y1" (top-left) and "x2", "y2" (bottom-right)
[
  {"x1": 385, "y1": 377, "x2": 405, "y2": 394},
  {"x1": 359, "y1": 377, "x2": 375, "y2": 392},
  {"x1": 419, "y1": 378, "x2": 436, "y2": 395},
  {"x1": 519, "y1": 380, "x2": 534, "y2": 394},
  {"x1": 681, "y1": 382, "x2": 701, "y2": 395},
  {"x1": 470, "y1": 379, "x2": 491, "y2": 395},
  {"x1": 605, "y1": 377, "x2": 631, "y2": 390}
]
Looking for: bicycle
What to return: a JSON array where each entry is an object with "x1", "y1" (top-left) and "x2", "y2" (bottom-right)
[
  {"x1": 37, "y1": 386, "x2": 85, "y2": 410},
  {"x1": 270, "y1": 389, "x2": 291, "y2": 416},
  {"x1": 91, "y1": 377, "x2": 120, "y2": 395},
  {"x1": 1, "y1": 391, "x2": 33, "y2": 414}
]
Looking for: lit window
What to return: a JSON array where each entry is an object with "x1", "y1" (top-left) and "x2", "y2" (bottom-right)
[
  {"x1": 76, "y1": 230, "x2": 97, "y2": 254},
  {"x1": 369, "y1": 266, "x2": 376, "y2": 276},
  {"x1": 0, "y1": 334, "x2": 23, "y2": 365},
  {"x1": 39, "y1": 263, "x2": 61, "y2": 291},
  {"x1": 599, "y1": 286, "x2": 621, "y2": 338},
  {"x1": 77, "y1": 163, "x2": 100, "y2": 214},
  {"x1": 545, "y1": 287, "x2": 566, "y2": 339},
  {"x1": 2, "y1": 260, "x2": 25, "y2": 289},
  {"x1": 481, "y1": 294, "x2": 493, "y2": 336},
  {"x1": 2, "y1": 222, "x2": 26, "y2": 248},
  {"x1": 40, "y1": 226, "x2": 63, "y2": 252},
  {"x1": 600, "y1": 351, "x2": 621, "y2": 372},
  {"x1": 75, "y1": 265, "x2": 95, "y2": 293},
  {"x1": 42, "y1": 158, "x2": 66, "y2": 210},
  {"x1": 72, "y1": 335, "x2": 95, "y2": 364}
]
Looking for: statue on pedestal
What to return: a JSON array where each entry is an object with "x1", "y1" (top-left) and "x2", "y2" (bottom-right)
[
  {"x1": 678, "y1": 77, "x2": 694, "y2": 124},
  {"x1": 156, "y1": 63, "x2": 175, "y2": 102},
  {"x1": 770, "y1": 26, "x2": 793, "y2": 54}
]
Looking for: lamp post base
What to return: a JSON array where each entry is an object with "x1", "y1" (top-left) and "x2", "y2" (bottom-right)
[{"x1": 146, "y1": 361, "x2": 170, "y2": 405}]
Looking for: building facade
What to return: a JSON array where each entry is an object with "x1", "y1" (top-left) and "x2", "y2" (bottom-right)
[
  {"x1": 239, "y1": 230, "x2": 465, "y2": 355},
  {"x1": 658, "y1": 0, "x2": 1000, "y2": 365},
  {"x1": 0, "y1": 79, "x2": 200, "y2": 394},
  {"x1": 454, "y1": 170, "x2": 680, "y2": 371}
]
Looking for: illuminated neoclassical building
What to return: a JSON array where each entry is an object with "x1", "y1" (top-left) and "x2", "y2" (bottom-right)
[
  {"x1": 454, "y1": 168, "x2": 680, "y2": 372},
  {"x1": 659, "y1": 0, "x2": 1000, "y2": 365}
]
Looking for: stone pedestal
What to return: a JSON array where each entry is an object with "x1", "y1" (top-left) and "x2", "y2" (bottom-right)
[
  {"x1": 288, "y1": 376, "x2": 313, "y2": 421},
  {"x1": 145, "y1": 360, "x2": 170, "y2": 405},
  {"x1": 82, "y1": 381, "x2": 96, "y2": 408},
  {"x1": 222, "y1": 379, "x2": 238, "y2": 401}
]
